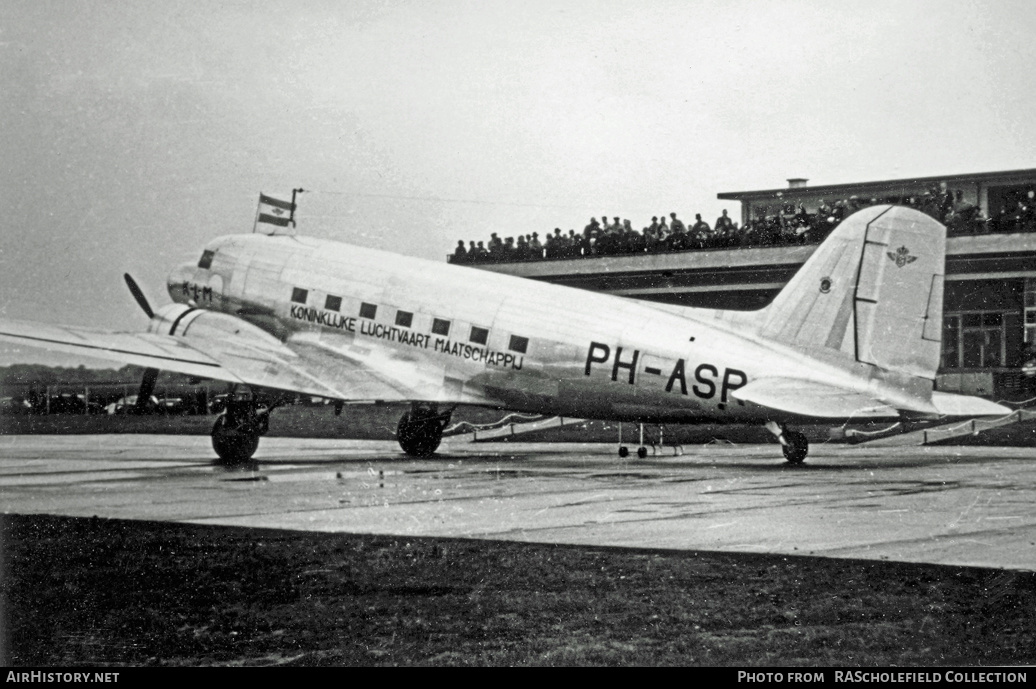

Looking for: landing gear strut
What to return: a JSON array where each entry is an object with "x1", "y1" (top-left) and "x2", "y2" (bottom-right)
[
  {"x1": 397, "y1": 403, "x2": 453, "y2": 457},
  {"x1": 211, "y1": 396, "x2": 269, "y2": 463},
  {"x1": 765, "y1": 421, "x2": 808, "y2": 464}
]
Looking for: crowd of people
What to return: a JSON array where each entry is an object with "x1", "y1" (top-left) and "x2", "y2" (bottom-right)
[{"x1": 448, "y1": 184, "x2": 1036, "y2": 265}]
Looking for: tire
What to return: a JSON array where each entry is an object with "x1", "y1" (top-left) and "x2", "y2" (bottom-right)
[
  {"x1": 637, "y1": 446, "x2": 648, "y2": 459},
  {"x1": 211, "y1": 414, "x2": 260, "y2": 463},
  {"x1": 397, "y1": 412, "x2": 443, "y2": 457},
  {"x1": 618, "y1": 446, "x2": 629, "y2": 458},
  {"x1": 782, "y1": 430, "x2": 808, "y2": 464}
]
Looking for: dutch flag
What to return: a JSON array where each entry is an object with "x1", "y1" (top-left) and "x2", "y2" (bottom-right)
[{"x1": 257, "y1": 193, "x2": 294, "y2": 227}]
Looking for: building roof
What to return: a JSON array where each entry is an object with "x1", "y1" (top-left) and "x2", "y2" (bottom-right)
[{"x1": 718, "y1": 167, "x2": 1036, "y2": 201}]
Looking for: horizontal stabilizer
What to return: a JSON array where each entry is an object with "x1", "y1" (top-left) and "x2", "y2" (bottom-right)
[
  {"x1": 731, "y1": 377, "x2": 898, "y2": 419},
  {"x1": 930, "y1": 391, "x2": 1011, "y2": 417}
]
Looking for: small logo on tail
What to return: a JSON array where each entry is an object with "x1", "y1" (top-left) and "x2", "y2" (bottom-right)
[{"x1": 887, "y1": 246, "x2": 918, "y2": 268}]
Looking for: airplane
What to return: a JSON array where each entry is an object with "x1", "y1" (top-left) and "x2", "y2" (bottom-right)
[{"x1": 0, "y1": 204, "x2": 1010, "y2": 464}]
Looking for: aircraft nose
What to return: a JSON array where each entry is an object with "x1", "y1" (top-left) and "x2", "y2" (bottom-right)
[{"x1": 166, "y1": 262, "x2": 196, "y2": 303}]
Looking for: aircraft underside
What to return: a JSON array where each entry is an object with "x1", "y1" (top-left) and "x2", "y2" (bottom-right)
[{"x1": 203, "y1": 389, "x2": 817, "y2": 465}]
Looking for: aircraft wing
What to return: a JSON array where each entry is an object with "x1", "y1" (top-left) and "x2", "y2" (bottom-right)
[
  {"x1": 730, "y1": 377, "x2": 900, "y2": 419},
  {"x1": 0, "y1": 318, "x2": 236, "y2": 380},
  {"x1": 0, "y1": 317, "x2": 409, "y2": 401}
]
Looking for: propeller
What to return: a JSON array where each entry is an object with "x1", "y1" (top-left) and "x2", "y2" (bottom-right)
[
  {"x1": 123, "y1": 273, "x2": 159, "y2": 413},
  {"x1": 123, "y1": 273, "x2": 154, "y2": 319}
]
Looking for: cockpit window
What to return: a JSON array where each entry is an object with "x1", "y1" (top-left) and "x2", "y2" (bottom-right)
[{"x1": 198, "y1": 250, "x2": 215, "y2": 270}]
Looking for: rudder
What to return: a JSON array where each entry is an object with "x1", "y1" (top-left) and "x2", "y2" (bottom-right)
[{"x1": 760, "y1": 205, "x2": 945, "y2": 380}]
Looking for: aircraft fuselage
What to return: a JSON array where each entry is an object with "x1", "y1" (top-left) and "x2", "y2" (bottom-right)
[{"x1": 165, "y1": 234, "x2": 846, "y2": 424}]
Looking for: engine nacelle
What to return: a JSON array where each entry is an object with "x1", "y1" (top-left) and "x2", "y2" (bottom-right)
[
  {"x1": 146, "y1": 303, "x2": 195, "y2": 336},
  {"x1": 147, "y1": 304, "x2": 285, "y2": 351}
]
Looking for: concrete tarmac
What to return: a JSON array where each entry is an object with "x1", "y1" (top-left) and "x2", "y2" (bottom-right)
[{"x1": 0, "y1": 434, "x2": 1034, "y2": 571}]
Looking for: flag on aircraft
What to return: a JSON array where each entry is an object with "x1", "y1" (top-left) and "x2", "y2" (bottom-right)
[{"x1": 257, "y1": 193, "x2": 294, "y2": 227}]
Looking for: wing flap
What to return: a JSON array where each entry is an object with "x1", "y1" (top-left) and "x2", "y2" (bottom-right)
[
  {"x1": 284, "y1": 332, "x2": 434, "y2": 402},
  {"x1": 731, "y1": 377, "x2": 899, "y2": 419}
]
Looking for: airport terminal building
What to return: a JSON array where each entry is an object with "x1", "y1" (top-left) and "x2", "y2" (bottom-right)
[{"x1": 459, "y1": 168, "x2": 1036, "y2": 400}]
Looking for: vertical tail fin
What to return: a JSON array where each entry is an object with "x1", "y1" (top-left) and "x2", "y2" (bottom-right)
[{"x1": 760, "y1": 205, "x2": 945, "y2": 381}]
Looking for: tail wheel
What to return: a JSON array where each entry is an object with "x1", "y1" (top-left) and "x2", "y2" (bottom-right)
[
  {"x1": 782, "y1": 430, "x2": 809, "y2": 464},
  {"x1": 397, "y1": 411, "x2": 444, "y2": 457}
]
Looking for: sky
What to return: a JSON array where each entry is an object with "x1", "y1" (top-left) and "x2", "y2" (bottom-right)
[{"x1": 2, "y1": 0, "x2": 1035, "y2": 366}]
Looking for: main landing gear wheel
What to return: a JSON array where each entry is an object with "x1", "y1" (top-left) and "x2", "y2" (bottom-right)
[
  {"x1": 211, "y1": 401, "x2": 269, "y2": 463},
  {"x1": 397, "y1": 404, "x2": 452, "y2": 457},
  {"x1": 781, "y1": 430, "x2": 809, "y2": 465}
]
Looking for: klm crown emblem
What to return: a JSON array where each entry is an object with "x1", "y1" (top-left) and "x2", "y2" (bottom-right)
[{"x1": 886, "y1": 246, "x2": 918, "y2": 268}]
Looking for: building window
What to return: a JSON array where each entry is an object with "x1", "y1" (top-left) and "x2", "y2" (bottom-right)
[
  {"x1": 359, "y1": 302, "x2": 377, "y2": 319},
  {"x1": 470, "y1": 326, "x2": 488, "y2": 345},
  {"x1": 508, "y1": 335, "x2": 528, "y2": 354},
  {"x1": 942, "y1": 316, "x2": 959, "y2": 369},
  {"x1": 1025, "y1": 278, "x2": 1036, "y2": 344},
  {"x1": 432, "y1": 318, "x2": 451, "y2": 336},
  {"x1": 395, "y1": 310, "x2": 413, "y2": 328},
  {"x1": 945, "y1": 310, "x2": 1007, "y2": 369},
  {"x1": 291, "y1": 287, "x2": 308, "y2": 304},
  {"x1": 325, "y1": 295, "x2": 342, "y2": 312},
  {"x1": 198, "y1": 250, "x2": 215, "y2": 270}
]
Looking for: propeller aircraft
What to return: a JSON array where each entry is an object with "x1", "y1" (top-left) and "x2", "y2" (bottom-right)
[{"x1": 0, "y1": 205, "x2": 1009, "y2": 463}]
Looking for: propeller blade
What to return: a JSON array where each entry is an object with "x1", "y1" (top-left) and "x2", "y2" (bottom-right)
[{"x1": 123, "y1": 273, "x2": 154, "y2": 319}]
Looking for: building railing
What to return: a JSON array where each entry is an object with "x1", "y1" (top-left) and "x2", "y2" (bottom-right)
[{"x1": 447, "y1": 208, "x2": 1036, "y2": 266}]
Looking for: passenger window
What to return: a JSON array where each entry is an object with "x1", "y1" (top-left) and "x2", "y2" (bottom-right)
[
  {"x1": 470, "y1": 326, "x2": 488, "y2": 345},
  {"x1": 325, "y1": 295, "x2": 342, "y2": 312},
  {"x1": 508, "y1": 335, "x2": 529, "y2": 354},
  {"x1": 396, "y1": 310, "x2": 413, "y2": 328},
  {"x1": 432, "y1": 318, "x2": 451, "y2": 336},
  {"x1": 359, "y1": 303, "x2": 377, "y2": 319},
  {"x1": 291, "y1": 288, "x2": 308, "y2": 304}
]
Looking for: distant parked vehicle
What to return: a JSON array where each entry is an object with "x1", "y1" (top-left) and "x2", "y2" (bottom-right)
[
  {"x1": 0, "y1": 397, "x2": 33, "y2": 415},
  {"x1": 157, "y1": 397, "x2": 187, "y2": 415},
  {"x1": 107, "y1": 395, "x2": 160, "y2": 415},
  {"x1": 208, "y1": 394, "x2": 230, "y2": 415},
  {"x1": 44, "y1": 394, "x2": 105, "y2": 415}
]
